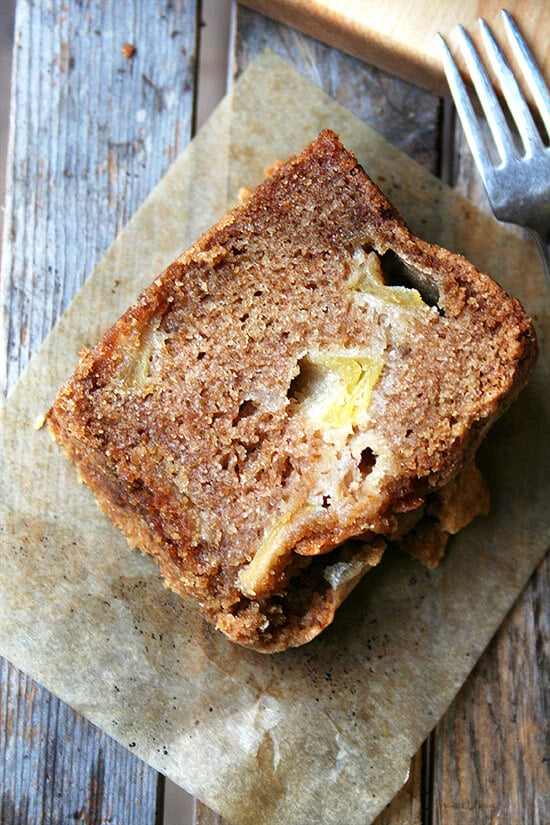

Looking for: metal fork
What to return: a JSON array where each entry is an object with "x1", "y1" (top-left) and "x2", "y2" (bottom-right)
[{"x1": 438, "y1": 10, "x2": 550, "y2": 287}]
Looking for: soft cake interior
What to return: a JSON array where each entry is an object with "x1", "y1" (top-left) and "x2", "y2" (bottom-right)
[{"x1": 48, "y1": 130, "x2": 537, "y2": 651}]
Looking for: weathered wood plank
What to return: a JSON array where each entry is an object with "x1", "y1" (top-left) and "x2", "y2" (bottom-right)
[
  {"x1": 1, "y1": 0, "x2": 199, "y2": 821},
  {"x1": 430, "y1": 116, "x2": 550, "y2": 825},
  {"x1": 432, "y1": 552, "x2": 550, "y2": 824},
  {"x1": 1, "y1": 0, "x2": 198, "y2": 394},
  {"x1": 0, "y1": 658, "x2": 163, "y2": 825}
]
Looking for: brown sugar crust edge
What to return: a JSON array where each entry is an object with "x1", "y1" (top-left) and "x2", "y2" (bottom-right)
[{"x1": 47, "y1": 130, "x2": 538, "y2": 652}]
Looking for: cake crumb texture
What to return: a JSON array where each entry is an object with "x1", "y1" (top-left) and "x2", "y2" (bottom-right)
[{"x1": 48, "y1": 130, "x2": 538, "y2": 651}]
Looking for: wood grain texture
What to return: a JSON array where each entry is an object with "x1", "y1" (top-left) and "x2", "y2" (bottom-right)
[
  {"x1": 2, "y1": 2, "x2": 546, "y2": 824},
  {"x1": 1, "y1": 0, "x2": 199, "y2": 821},
  {"x1": 432, "y1": 552, "x2": 550, "y2": 824},
  {"x1": 1, "y1": 0, "x2": 198, "y2": 395},
  {"x1": 429, "y1": 114, "x2": 550, "y2": 825},
  {"x1": 0, "y1": 658, "x2": 162, "y2": 825}
]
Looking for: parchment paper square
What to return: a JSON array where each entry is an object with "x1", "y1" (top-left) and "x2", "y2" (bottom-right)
[{"x1": 1, "y1": 51, "x2": 549, "y2": 825}]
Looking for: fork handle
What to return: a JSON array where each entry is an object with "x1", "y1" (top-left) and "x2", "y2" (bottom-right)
[{"x1": 528, "y1": 228, "x2": 550, "y2": 289}]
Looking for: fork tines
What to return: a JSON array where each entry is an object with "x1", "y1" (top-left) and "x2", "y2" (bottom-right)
[
  {"x1": 438, "y1": 9, "x2": 550, "y2": 287},
  {"x1": 501, "y1": 10, "x2": 550, "y2": 138},
  {"x1": 438, "y1": 9, "x2": 550, "y2": 167}
]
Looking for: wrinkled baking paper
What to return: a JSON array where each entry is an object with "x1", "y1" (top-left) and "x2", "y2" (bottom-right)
[{"x1": 1, "y1": 51, "x2": 549, "y2": 825}]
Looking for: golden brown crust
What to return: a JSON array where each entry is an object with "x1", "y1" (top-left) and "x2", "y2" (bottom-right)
[
  {"x1": 400, "y1": 460, "x2": 490, "y2": 568},
  {"x1": 48, "y1": 130, "x2": 538, "y2": 651}
]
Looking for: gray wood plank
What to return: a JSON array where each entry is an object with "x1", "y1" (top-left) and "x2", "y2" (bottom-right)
[
  {"x1": 432, "y1": 553, "x2": 550, "y2": 824},
  {"x1": 1, "y1": 0, "x2": 198, "y2": 394},
  {"x1": 1, "y1": 0, "x2": 199, "y2": 821},
  {"x1": 0, "y1": 658, "x2": 163, "y2": 825},
  {"x1": 430, "y1": 115, "x2": 550, "y2": 825}
]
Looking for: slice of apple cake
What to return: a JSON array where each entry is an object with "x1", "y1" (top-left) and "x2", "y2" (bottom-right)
[{"x1": 48, "y1": 130, "x2": 538, "y2": 651}]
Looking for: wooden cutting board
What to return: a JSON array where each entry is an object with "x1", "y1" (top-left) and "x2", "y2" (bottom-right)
[{"x1": 241, "y1": 0, "x2": 549, "y2": 110}]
